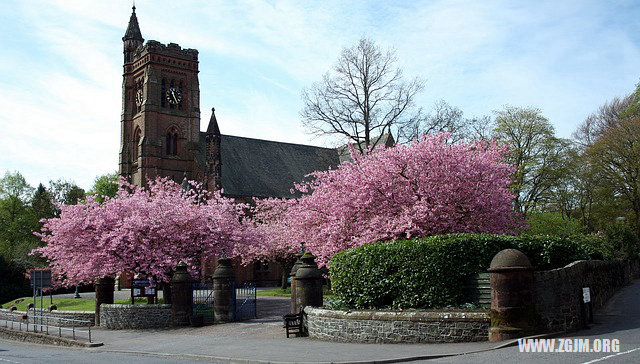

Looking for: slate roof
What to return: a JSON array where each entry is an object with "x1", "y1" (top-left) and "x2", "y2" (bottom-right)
[
  {"x1": 202, "y1": 134, "x2": 340, "y2": 199},
  {"x1": 337, "y1": 133, "x2": 395, "y2": 163}
]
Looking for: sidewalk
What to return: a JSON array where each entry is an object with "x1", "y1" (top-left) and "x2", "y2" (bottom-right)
[{"x1": 87, "y1": 296, "x2": 504, "y2": 363}]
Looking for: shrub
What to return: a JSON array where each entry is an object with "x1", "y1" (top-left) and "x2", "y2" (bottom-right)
[
  {"x1": 525, "y1": 212, "x2": 585, "y2": 236},
  {"x1": 0, "y1": 256, "x2": 31, "y2": 304},
  {"x1": 605, "y1": 222, "x2": 640, "y2": 259},
  {"x1": 330, "y1": 233, "x2": 613, "y2": 309}
]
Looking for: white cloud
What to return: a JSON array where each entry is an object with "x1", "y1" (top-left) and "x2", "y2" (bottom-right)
[{"x1": 1, "y1": 0, "x2": 639, "y2": 190}]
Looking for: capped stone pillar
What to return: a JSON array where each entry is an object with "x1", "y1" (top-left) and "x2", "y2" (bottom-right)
[
  {"x1": 170, "y1": 261, "x2": 194, "y2": 326},
  {"x1": 289, "y1": 253, "x2": 304, "y2": 314},
  {"x1": 488, "y1": 249, "x2": 536, "y2": 342},
  {"x1": 295, "y1": 252, "x2": 323, "y2": 311},
  {"x1": 94, "y1": 276, "x2": 115, "y2": 326},
  {"x1": 213, "y1": 257, "x2": 235, "y2": 323}
]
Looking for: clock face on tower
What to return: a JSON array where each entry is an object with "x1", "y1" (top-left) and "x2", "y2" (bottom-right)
[{"x1": 166, "y1": 87, "x2": 182, "y2": 105}]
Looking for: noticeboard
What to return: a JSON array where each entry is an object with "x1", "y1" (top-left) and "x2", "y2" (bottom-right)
[
  {"x1": 131, "y1": 278, "x2": 157, "y2": 298},
  {"x1": 30, "y1": 270, "x2": 52, "y2": 289}
]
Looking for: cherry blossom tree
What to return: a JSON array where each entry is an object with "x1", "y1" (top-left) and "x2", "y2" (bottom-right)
[
  {"x1": 285, "y1": 133, "x2": 520, "y2": 266},
  {"x1": 33, "y1": 178, "x2": 256, "y2": 287},
  {"x1": 235, "y1": 198, "x2": 302, "y2": 288}
]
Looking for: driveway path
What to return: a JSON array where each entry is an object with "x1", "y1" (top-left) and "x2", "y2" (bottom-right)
[{"x1": 5, "y1": 283, "x2": 640, "y2": 363}]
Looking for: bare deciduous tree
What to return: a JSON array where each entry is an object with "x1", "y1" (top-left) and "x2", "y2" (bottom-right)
[{"x1": 300, "y1": 38, "x2": 424, "y2": 152}]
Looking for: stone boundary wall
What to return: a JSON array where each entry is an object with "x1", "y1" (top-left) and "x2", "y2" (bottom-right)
[
  {"x1": 100, "y1": 304, "x2": 172, "y2": 329},
  {"x1": 533, "y1": 259, "x2": 640, "y2": 333},
  {"x1": 305, "y1": 307, "x2": 489, "y2": 343},
  {"x1": 0, "y1": 309, "x2": 94, "y2": 327}
]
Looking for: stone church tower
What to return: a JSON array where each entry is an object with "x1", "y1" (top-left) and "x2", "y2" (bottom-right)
[{"x1": 119, "y1": 6, "x2": 204, "y2": 186}]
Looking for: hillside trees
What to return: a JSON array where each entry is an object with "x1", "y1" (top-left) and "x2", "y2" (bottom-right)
[
  {"x1": 493, "y1": 105, "x2": 573, "y2": 216},
  {"x1": 585, "y1": 117, "x2": 640, "y2": 238}
]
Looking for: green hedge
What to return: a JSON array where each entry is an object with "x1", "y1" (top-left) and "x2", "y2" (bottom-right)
[{"x1": 330, "y1": 234, "x2": 613, "y2": 309}]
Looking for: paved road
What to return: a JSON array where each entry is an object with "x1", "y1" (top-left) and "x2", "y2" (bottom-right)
[
  {"x1": 429, "y1": 280, "x2": 640, "y2": 364},
  {"x1": 2, "y1": 282, "x2": 640, "y2": 363}
]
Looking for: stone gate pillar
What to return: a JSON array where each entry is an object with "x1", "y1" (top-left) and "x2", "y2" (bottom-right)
[
  {"x1": 95, "y1": 276, "x2": 115, "y2": 326},
  {"x1": 295, "y1": 252, "x2": 323, "y2": 311},
  {"x1": 488, "y1": 249, "x2": 536, "y2": 342},
  {"x1": 213, "y1": 257, "x2": 235, "y2": 323},
  {"x1": 170, "y1": 261, "x2": 194, "y2": 326},
  {"x1": 289, "y1": 253, "x2": 304, "y2": 314}
]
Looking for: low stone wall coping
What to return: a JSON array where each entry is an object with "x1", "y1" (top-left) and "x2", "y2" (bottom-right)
[
  {"x1": 305, "y1": 307, "x2": 490, "y2": 343},
  {"x1": 100, "y1": 304, "x2": 172, "y2": 330},
  {"x1": 101, "y1": 304, "x2": 171, "y2": 309},
  {"x1": 305, "y1": 307, "x2": 489, "y2": 322}
]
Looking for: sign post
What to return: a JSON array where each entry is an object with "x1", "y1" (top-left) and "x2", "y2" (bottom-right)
[
  {"x1": 30, "y1": 270, "x2": 52, "y2": 330},
  {"x1": 582, "y1": 287, "x2": 593, "y2": 328}
]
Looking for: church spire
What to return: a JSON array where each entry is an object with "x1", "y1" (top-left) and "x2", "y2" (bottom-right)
[
  {"x1": 206, "y1": 107, "x2": 221, "y2": 135},
  {"x1": 123, "y1": 5, "x2": 143, "y2": 42},
  {"x1": 122, "y1": 5, "x2": 143, "y2": 63}
]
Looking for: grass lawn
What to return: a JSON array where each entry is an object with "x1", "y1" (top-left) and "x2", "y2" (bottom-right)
[
  {"x1": 1, "y1": 297, "x2": 159, "y2": 311},
  {"x1": 257, "y1": 286, "x2": 334, "y2": 298}
]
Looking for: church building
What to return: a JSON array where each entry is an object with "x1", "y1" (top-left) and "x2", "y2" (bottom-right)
[{"x1": 118, "y1": 6, "x2": 344, "y2": 285}]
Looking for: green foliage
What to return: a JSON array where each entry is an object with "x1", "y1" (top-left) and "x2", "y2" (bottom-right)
[
  {"x1": 256, "y1": 286, "x2": 334, "y2": 298},
  {"x1": 0, "y1": 256, "x2": 31, "y2": 304},
  {"x1": 32, "y1": 184, "x2": 56, "y2": 220},
  {"x1": 48, "y1": 179, "x2": 85, "y2": 206},
  {"x1": 88, "y1": 172, "x2": 118, "y2": 203},
  {"x1": 0, "y1": 171, "x2": 34, "y2": 202},
  {"x1": 526, "y1": 212, "x2": 585, "y2": 236},
  {"x1": 1, "y1": 296, "x2": 165, "y2": 311},
  {"x1": 0, "y1": 186, "x2": 40, "y2": 262},
  {"x1": 330, "y1": 233, "x2": 613, "y2": 309},
  {"x1": 605, "y1": 222, "x2": 640, "y2": 259}
]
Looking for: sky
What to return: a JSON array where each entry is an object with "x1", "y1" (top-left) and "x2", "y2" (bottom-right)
[{"x1": 1, "y1": 0, "x2": 639, "y2": 190}]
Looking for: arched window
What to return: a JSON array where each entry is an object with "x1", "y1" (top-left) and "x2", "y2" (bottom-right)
[
  {"x1": 166, "y1": 127, "x2": 179, "y2": 156},
  {"x1": 161, "y1": 79, "x2": 166, "y2": 108},
  {"x1": 165, "y1": 132, "x2": 172, "y2": 155},
  {"x1": 172, "y1": 132, "x2": 178, "y2": 155},
  {"x1": 133, "y1": 127, "x2": 142, "y2": 159}
]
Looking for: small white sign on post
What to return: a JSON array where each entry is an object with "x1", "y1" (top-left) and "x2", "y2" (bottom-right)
[{"x1": 583, "y1": 287, "x2": 591, "y2": 303}]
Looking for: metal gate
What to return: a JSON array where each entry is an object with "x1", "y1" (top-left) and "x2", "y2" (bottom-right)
[
  {"x1": 193, "y1": 282, "x2": 214, "y2": 324},
  {"x1": 232, "y1": 282, "x2": 256, "y2": 321}
]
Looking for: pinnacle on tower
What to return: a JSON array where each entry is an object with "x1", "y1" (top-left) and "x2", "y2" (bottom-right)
[
  {"x1": 206, "y1": 107, "x2": 221, "y2": 136},
  {"x1": 123, "y1": 5, "x2": 144, "y2": 42}
]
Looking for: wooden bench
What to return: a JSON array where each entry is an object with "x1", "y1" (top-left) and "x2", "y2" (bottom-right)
[{"x1": 283, "y1": 312, "x2": 304, "y2": 338}]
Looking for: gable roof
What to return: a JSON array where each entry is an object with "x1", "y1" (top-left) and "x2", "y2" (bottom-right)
[{"x1": 218, "y1": 135, "x2": 340, "y2": 198}]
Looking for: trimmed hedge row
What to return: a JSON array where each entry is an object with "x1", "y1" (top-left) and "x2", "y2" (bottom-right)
[{"x1": 330, "y1": 234, "x2": 613, "y2": 309}]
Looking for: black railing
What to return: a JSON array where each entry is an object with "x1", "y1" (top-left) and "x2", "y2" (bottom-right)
[
  {"x1": 0, "y1": 309, "x2": 93, "y2": 343},
  {"x1": 232, "y1": 282, "x2": 257, "y2": 321},
  {"x1": 192, "y1": 282, "x2": 214, "y2": 324}
]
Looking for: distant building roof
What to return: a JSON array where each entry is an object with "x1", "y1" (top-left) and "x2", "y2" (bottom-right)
[
  {"x1": 217, "y1": 135, "x2": 340, "y2": 198},
  {"x1": 337, "y1": 133, "x2": 395, "y2": 163}
]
